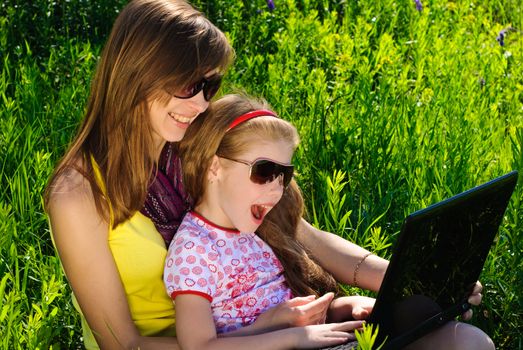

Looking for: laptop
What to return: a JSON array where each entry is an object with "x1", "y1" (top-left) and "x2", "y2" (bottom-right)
[{"x1": 365, "y1": 171, "x2": 518, "y2": 350}]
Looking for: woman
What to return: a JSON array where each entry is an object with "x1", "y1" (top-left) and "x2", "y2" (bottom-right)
[
  {"x1": 45, "y1": 0, "x2": 492, "y2": 349},
  {"x1": 45, "y1": 0, "x2": 234, "y2": 348},
  {"x1": 45, "y1": 0, "x2": 359, "y2": 348}
]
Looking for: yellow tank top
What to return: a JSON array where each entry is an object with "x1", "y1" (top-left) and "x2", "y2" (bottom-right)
[{"x1": 72, "y1": 157, "x2": 176, "y2": 349}]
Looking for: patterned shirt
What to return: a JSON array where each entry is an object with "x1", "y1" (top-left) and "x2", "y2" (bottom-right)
[{"x1": 164, "y1": 211, "x2": 292, "y2": 334}]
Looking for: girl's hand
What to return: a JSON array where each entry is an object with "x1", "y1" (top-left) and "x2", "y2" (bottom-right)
[
  {"x1": 327, "y1": 296, "x2": 376, "y2": 322},
  {"x1": 462, "y1": 281, "x2": 483, "y2": 320},
  {"x1": 177, "y1": 293, "x2": 362, "y2": 350},
  {"x1": 254, "y1": 293, "x2": 335, "y2": 331},
  {"x1": 292, "y1": 320, "x2": 364, "y2": 349}
]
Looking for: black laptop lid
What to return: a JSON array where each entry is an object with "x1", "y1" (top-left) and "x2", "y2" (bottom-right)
[{"x1": 368, "y1": 171, "x2": 518, "y2": 349}]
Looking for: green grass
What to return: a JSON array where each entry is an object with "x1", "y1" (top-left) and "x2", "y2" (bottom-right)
[{"x1": 1, "y1": 0, "x2": 522, "y2": 348}]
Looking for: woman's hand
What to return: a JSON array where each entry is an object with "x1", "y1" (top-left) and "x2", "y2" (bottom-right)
[
  {"x1": 462, "y1": 281, "x2": 483, "y2": 320},
  {"x1": 327, "y1": 296, "x2": 376, "y2": 322}
]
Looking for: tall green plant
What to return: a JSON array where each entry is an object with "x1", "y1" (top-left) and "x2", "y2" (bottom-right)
[{"x1": 1, "y1": 0, "x2": 522, "y2": 348}]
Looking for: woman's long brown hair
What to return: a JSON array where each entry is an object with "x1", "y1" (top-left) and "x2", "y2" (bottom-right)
[
  {"x1": 180, "y1": 94, "x2": 339, "y2": 297},
  {"x1": 44, "y1": 0, "x2": 233, "y2": 226}
]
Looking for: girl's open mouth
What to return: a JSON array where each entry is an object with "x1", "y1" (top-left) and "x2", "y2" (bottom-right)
[{"x1": 251, "y1": 204, "x2": 269, "y2": 222}]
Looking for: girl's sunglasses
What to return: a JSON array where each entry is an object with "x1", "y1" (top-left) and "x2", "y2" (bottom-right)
[
  {"x1": 174, "y1": 74, "x2": 222, "y2": 101},
  {"x1": 219, "y1": 156, "x2": 294, "y2": 188}
]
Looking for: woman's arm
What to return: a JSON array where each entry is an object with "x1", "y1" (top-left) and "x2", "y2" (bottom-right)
[
  {"x1": 297, "y1": 219, "x2": 483, "y2": 319},
  {"x1": 297, "y1": 218, "x2": 389, "y2": 292},
  {"x1": 327, "y1": 296, "x2": 376, "y2": 322},
  {"x1": 48, "y1": 171, "x2": 179, "y2": 350},
  {"x1": 175, "y1": 294, "x2": 363, "y2": 350}
]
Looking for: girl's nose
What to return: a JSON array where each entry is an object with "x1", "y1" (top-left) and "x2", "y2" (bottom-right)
[
  {"x1": 267, "y1": 174, "x2": 285, "y2": 202},
  {"x1": 268, "y1": 173, "x2": 285, "y2": 190},
  {"x1": 276, "y1": 173, "x2": 284, "y2": 187}
]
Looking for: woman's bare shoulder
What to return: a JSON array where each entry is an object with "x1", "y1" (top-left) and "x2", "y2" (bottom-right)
[
  {"x1": 47, "y1": 158, "x2": 110, "y2": 243},
  {"x1": 49, "y1": 161, "x2": 90, "y2": 200},
  {"x1": 47, "y1": 159, "x2": 99, "y2": 219}
]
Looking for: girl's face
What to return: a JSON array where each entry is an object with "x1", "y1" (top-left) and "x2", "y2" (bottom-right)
[
  {"x1": 204, "y1": 140, "x2": 294, "y2": 233},
  {"x1": 148, "y1": 71, "x2": 218, "y2": 154}
]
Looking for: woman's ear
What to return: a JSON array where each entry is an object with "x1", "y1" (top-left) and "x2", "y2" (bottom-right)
[{"x1": 208, "y1": 155, "x2": 220, "y2": 181}]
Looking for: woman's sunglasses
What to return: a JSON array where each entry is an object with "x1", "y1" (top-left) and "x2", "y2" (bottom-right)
[
  {"x1": 174, "y1": 74, "x2": 222, "y2": 101},
  {"x1": 218, "y1": 156, "x2": 294, "y2": 188}
]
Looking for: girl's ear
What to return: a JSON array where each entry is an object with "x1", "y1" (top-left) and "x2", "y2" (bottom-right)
[{"x1": 208, "y1": 155, "x2": 220, "y2": 180}]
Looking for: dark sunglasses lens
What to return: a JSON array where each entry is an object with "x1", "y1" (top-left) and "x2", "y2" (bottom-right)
[
  {"x1": 250, "y1": 160, "x2": 276, "y2": 184},
  {"x1": 281, "y1": 167, "x2": 294, "y2": 187},
  {"x1": 251, "y1": 160, "x2": 293, "y2": 187},
  {"x1": 176, "y1": 79, "x2": 204, "y2": 99},
  {"x1": 203, "y1": 76, "x2": 222, "y2": 101}
]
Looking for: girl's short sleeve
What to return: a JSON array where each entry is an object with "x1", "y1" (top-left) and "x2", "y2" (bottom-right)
[{"x1": 164, "y1": 228, "x2": 217, "y2": 302}]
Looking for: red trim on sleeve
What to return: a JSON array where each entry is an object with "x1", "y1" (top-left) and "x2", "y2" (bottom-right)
[{"x1": 171, "y1": 290, "x2": 213, "y2": 303}]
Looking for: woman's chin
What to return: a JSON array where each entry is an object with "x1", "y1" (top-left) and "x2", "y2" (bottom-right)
[{"x1": 163, "y1": 130, "x2": 187, "y2": 143}]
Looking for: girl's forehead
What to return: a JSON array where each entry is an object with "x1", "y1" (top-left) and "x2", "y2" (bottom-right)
[{"x1": 239, "y1": 140, "x2": 294, "y2": 163}]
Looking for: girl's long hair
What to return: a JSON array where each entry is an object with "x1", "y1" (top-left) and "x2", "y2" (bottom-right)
[
  {"x1": 180, "y1": 94, "x2": 339, "y2": 297},
  {"x1": 44, "y1": 0, "x2": 233, "y2": 226}
]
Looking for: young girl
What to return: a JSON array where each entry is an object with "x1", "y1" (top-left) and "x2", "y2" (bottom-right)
[{"x1": 164, "y1": 94, "x2": 365, "y2": 349}]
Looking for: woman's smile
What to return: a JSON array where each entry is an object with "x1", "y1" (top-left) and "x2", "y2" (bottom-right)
[{"x1": 168, "y1": 112, "x2": 197, "y2": 129}]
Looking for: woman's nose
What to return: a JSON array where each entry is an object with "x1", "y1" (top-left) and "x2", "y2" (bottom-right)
[{"x1": 192, "y1": 90, "x2": 210, "y2": 113}]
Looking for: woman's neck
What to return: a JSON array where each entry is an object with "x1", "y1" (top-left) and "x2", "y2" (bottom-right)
[{"x1": 154, "y1": 140, "x2": 168, "y2": 160}]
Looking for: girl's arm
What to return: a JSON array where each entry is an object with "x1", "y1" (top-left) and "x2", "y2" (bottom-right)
[
  {"x1": 221, "y1": 293, "x2": 335, "y2": 337},
  {"x1": 175, "y1": 294, "x2": 363, "y2": 350},
  {"x1": 48, "y1": 171, "x2": 179, "y2": 350},
  {"x1": 297, "y1": 218, "x2": 388, "y2": 292}
]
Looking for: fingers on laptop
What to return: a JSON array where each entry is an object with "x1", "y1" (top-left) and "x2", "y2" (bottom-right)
[{"x1": 467, "y1": 281, "x2": 483, "y2": 306}]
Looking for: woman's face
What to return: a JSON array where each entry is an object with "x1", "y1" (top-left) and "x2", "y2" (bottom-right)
[
  {"x1": 148, "y1": 91, "x2": 209, "y2": 151},
  {"x1": 148, "y1": 71, "x2": 218, "y2": 153},
  {"x1": 206, "y1": 139, "x2": 294, "y2": 233}
]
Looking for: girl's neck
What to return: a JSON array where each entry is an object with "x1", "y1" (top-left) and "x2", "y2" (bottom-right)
[
  {"x1": 190, "y1": 210, "x2": 239, "y2": 233},
  {"x1": 194, "y1": 198, "x2": 235, "y2": 231}
]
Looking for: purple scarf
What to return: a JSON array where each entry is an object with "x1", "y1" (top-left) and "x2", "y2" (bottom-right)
[{"x1": 141, "y1": 143, "x2": 192, "y2": 247}]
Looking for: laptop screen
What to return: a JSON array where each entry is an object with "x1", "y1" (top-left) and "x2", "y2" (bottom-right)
[{"x1": 369, "y1": 171, "x2": 518, "y2": 349}]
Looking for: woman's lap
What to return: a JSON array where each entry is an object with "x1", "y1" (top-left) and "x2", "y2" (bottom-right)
[
  {"x1": 318, "y1": 321, "x2": 494, "y2": 350},
  {"x1": 405, "y1": 321, "x2": 495, "y2": 350}
]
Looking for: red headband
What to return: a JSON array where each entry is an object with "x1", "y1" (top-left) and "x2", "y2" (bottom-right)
[{"x1": 227, "y1": 109, "x2": 278, "y2": 131}]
